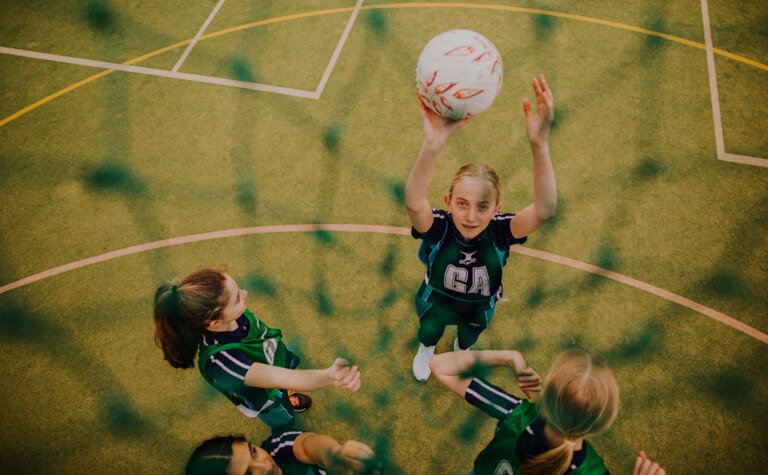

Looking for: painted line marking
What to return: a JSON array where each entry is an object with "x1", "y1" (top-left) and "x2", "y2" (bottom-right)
[
  {"x1": 0, "y1": 224, "x2": 409, "y2": 295},
  {"x1": 315, "y1": 0, "x2": 364, "y2": 96},
  {"x1": 172, "y1": 0, "x2": 228, "y2": 73},
  {"x1": 0, "y1": 46, "x2": 318, "y2": 99},
  {"x1": 700, "y1": 0, "x2": 767, "y2": 168},
  {"x1": 0, "y1": 224, "x2": 764, "y2": 345},
  {"x1": 2, "y1": 3, "x2": 767, "y2": 129},
  {"x1": 510, "y1": 247, "x2": 768, "y2": 345}
]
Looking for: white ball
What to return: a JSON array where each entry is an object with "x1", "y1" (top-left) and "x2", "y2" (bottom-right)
[{"x1": 416, "y1": 29, "x2": 503, "y2": 120}]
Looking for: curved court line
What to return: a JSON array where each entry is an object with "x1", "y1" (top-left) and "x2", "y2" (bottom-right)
[
  {"x1": 0, "y1": 224, "x2": 765, "y2": 345},
  {"x1": 511, "y1": 246, "x2": 768, "y2": 345},
  {"x1": 2, "y1": 3, "x2": 766, "y2": 128}
]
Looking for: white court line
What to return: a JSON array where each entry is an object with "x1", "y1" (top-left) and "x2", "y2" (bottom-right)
[
  {"x1": 0, "y1": 46, "x2": 318, "y2": 98},
  {"x1": 700, "y1": 0, "x2": 768, "y2": 168},
  {"x1": 314, "y1": 0, "x2": 364, "y2": 96},
  {"x1": 0, "y1": 0, "x2": 364, "y2": 99},
  {"x1": 172, "y1": 0, "x2": 228, "y2": 73}
]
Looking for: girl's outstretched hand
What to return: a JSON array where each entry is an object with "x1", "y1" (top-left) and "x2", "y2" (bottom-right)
[
  {"x1": 507, "y1": 351, "x2": 542, "y2": 399},
  {"x1": 328, "y1": 358, "x2": 362, "y2": 392},
  {"x1": 523, "y1": 74, "x2": 554, "y2": 148},
  {"x1": 419, "y1": 96, "x2": 472, "y2": 146},
  {"x1": 329, "y1": 440, "x2": 381, "y2": 475},
  {"x1": 633, "y1": 451, "x2": 666, "y2": 475},
  {"x1": 515, "y1": 367, "x2": 542, "y2": 399}
]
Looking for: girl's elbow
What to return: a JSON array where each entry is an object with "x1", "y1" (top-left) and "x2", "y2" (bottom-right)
[
  {"x1": 537, "y1": 204, "x2": 556, "y2": 221},
  {"x1": 405, "y1": 201, "x2": 420, "y2": 214}
]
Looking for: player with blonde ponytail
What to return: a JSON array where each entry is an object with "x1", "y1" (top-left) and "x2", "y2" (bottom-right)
[{"x1": 430, "y1": 348, "x2": 666, "y2": 475}]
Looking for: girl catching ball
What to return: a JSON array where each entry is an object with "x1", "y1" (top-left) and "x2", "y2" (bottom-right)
[
  {"x1": 153, "y1": 268, "x2": 361, "y2": 432},
  {"x1": 430, "y1": 348, "x2": 667, "y2": 475},
  {"x1": 406, "y1": 75, "x2": 557, "y2": 381}
]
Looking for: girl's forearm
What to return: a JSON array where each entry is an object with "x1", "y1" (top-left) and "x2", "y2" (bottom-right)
[
  {"x1": 530, "y1": 141, "x2": 557, "y2": 219},
  {"x1": 405, "y1": 139, "x2": 442, "y2": 212},
  {"x1": 434, "y1": 350, "x2": 523, "y2": 377},
  {"x1": 293, "y1": 433, "x2": 340, "y2": 467},
  {"x1": 244, "y1": 364, "x2": 332, "y2": 392}
]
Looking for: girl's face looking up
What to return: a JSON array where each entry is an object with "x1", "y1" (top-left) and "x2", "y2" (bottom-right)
[
  {"x1": 444, "y1": 176, "x2": 501, "y2": 241},
  {"x1": 207, "y1": 273, "x2": 248, "y2": 331},
  {"x1": 228, "y1": 440, "x2": 282, "y2": 475}
]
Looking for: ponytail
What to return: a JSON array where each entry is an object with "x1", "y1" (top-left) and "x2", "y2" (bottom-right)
[
  {"x1": 153, "y1": 269, "x2": 229, "y2": 369},
  {"x1": 521, "y1": 441, "x2": 573, "y2": 475}
]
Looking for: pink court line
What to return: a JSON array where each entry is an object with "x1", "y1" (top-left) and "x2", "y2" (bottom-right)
[
  {"x1": 0, "y1": 224, "x2": 765, "y2": 345},
  {"x1": 511, "y1": 247, "x2": 768, "y2": 345}
]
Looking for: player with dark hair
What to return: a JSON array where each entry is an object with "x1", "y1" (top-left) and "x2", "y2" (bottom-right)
[
  {"x1": 153, "y1": 268, "x2": 361, "y2": 431},
  {"x1": 186, "y1": 432, "x2": 378, "y2": 475}
]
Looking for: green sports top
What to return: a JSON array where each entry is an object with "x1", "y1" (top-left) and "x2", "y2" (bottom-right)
[
  {"x1": 197, "y1": 308, "x2": 288, "y2": 416},
  {"x1": 474, "y1": 399, "x2": 608, "y2": 475},
  {"x1": 413, "y1": 210, "x2": 526, "y2": 303}
]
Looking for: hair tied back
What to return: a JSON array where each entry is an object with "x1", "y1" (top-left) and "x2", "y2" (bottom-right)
[{"x1": 170, "y1": 284, "x2": 180, "y2": 310}]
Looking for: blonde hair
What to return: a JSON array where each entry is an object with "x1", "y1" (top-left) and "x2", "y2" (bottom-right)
[
  {"x1": 522, "y1": 349, "x2": 620, "y2": 475},
  {"x1": 448, "y1": 163, "x2": 501, "y2": 203}
]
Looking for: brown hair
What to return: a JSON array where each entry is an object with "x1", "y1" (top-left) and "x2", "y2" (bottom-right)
[
  {"x1": 153, "y1": 269, "x2": 229, "y2": 369},
  {"x1": 448, "y1": 163, "x2": 502, "y2": 203},
  {"x1": 521, "y1": 349, "x2": 620, "y2": 475}
]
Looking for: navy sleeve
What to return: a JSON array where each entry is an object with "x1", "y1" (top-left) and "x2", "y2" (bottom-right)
[
  {"x1": 465, "y1": 377, "x2": 524, "y2": 421},
  {"x1": 411, "y1": 209, "x2": 449, "y2": 243},
  {"x1": 490, "y1": 213, "x2": 527, "y2": 248},
  {"x1": 201, "y1": 345, "x2": 254, "y2": 391},
  {"x1": 260, "y1": 430, "x2": 304, "y2": 460}
]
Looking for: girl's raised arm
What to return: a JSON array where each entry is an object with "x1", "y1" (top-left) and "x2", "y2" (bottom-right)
[
  {"x1": 293, "y1": 433, "x2": 378, "y2": 474},
  {"x1": 405, "y1": 101, "x2": 471, "y2": 233},
  {"x1": 430, "y1": 349, "x2": 541, "y2": 398},
  {"x1": 510, "y1": 74, "x2": 557, "y2": 239},
  {"x1": 244, "y1": 357, "x2": 361, "y2": 393}
]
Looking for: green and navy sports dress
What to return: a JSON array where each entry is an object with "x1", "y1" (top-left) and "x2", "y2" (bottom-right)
[
  {"x1": 466, "y1": 377, "x2": 609, "y2": 475},
  {"x1": 197, "y1": 308, "x2": 300, "y2": 429},
  {"x1": 412, "y1": 210, "x2": 527, "y2": 348}
]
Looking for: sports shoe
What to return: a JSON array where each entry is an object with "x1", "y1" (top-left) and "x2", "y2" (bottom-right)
[
  {"x1": 412, "y1": 343, "x2": 436, "y2": 382},
  {"x1": 287, "y1": 390, "x2": 311, "y2": 412},
  {"x1": 453, "y1": 338, "x2": 472, "y2": 352}
]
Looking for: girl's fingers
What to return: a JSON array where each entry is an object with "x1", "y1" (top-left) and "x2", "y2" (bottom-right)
[
  {"x1": 633, "y1": 455, "x2": 644, "y2": 474},
  {"x1": 346, "y1": 374, "x2": 362, "y2": 391},
  {"x1": 335, "y1": 357, "x2": 350, "y2": 368},
  {"x1": 341, "y1": 366, "x2": 359, "y2": 384}
]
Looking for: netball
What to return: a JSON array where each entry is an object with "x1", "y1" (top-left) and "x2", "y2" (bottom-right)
[{"x1": 416, "y1": 29, "x2": 503, "y2": 120}]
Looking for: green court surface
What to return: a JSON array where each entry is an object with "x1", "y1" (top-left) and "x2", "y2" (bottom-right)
[{"x1": 1, "y1": 1, "x2": 766, "y2": 473}]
